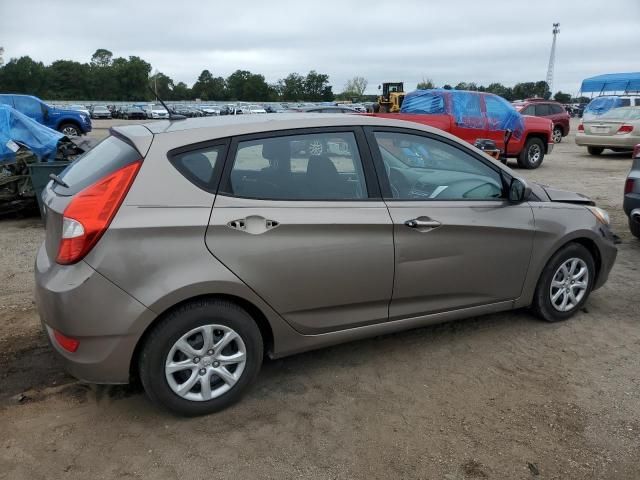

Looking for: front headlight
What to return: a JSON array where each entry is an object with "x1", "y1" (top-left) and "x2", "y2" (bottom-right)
[{"x1": 587, "y1": 206, "x2": 610, "y2": 225}]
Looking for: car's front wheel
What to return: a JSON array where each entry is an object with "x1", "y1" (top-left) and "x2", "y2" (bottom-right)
[
  {"x1": 139, "y1": 299, "x2": 263, "y2": 416},
  {"x1": 532, "y1": 243, "x2": 595, "y2": 322},
  {"x1": 59, "y1": 123, "x2": 81, "y2": 137}
]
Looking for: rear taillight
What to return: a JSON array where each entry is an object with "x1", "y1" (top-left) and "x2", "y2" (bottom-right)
[
  {"x1": 578, "y1": 123, "x2": 584, "y2": 132},
  {"x1": 56, "y1": 160, "x2": 142, "y2": 265},
  {"x1": 617, "y1": 124, "x2": 634, "y2": 134},
  {"x1": 625, "y1": 178, "x2": 636, "y2": 194},
  {"x1": 53, "y1": 330, "x2": 80, "y2": 353}
]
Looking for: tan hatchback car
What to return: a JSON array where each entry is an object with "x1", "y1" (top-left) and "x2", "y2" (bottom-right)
[{"x1": 36, "y1": 114, "x2": 617, "y2": 415}]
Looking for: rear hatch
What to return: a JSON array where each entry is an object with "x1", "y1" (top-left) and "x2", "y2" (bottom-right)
[{"x1": 42, "y1": 134, "x2": 144, "y2": 263}]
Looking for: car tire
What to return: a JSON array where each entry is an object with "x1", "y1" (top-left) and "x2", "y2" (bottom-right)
[
  {"x1": 139, "y1": 299, "x2": 263, "y2": 416},
  {"x1": 587, "y1": 146, "x2": 604, "y2": 156},
  {"x1": 552, "y1": 126, "x2": 563, "y2": 144},
  {"x1": 532, "y1": 243, "x2": 595, "y2": 322},
  {"x1": 59, "y1": 123, "x2": 81, "y2": 137},
  {"x1": 517, "y1": 137, "x2": 545, "y2": 169},
  {"x1": 629, "y1": 217, "x2": 640, "y2": 239}
]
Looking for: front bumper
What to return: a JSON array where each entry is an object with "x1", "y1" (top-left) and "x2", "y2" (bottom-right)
[
  {"x1": 593, "y1": 225, "x2": 618, "y2": 291},
  {"x1": 34, "y1": 244, "x2": 154, "y2": 384}
]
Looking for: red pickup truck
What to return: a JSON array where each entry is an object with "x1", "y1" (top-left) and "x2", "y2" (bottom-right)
[{"x1": 369, "y1": 90, "x2": 554, "y2": 169}]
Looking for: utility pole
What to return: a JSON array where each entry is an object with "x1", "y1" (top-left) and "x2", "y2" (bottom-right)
[{"x1": 546, "y1": 23, "x2": 560, "y2": 97}]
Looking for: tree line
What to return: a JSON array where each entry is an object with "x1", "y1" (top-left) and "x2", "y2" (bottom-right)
[
  {"x1": 0, "y1": 47, "x2": 583, "y2": 104},
  {"x1": 0, "y1": 49, "x2": 334, "y2": 102}
]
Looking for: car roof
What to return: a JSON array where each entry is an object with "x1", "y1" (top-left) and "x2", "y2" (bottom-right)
[{"x1": 111, "y1": 113, "x2": 464, "y2": 154}]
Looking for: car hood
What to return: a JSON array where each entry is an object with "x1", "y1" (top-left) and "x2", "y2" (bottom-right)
[{"x1": 537, "y1": 183, "x2": 595, "y2": 205}]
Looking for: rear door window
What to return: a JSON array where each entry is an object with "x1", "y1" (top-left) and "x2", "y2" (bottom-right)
[
  {"x1": 225, "y1": 131, "x2": 368, "y2": 200},
  {"x1": 550, "y1": 104, "x2": 564, "y2": 114},
  {"x1": 535, "y1": 104, "x2": 551, "y2": 116},
  {"x1": 14, "y1": 96, "x2": 44, "y2": 121},
  {"x1": 54, "y1": 135, "x2": 140, "y2": 196}
]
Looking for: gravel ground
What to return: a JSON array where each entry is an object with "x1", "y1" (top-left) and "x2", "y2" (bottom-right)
[{"x1": 0, "y1": 118, "x2": 638, "y2": 480}]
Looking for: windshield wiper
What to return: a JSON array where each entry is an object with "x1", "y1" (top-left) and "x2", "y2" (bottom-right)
[{"x1": 49, "y1": 173, "x2": 69, "y2": 188}]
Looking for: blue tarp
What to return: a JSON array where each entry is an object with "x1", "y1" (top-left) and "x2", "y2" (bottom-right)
[
  {"x1": 583, "y1": 96, "x2": 625, "y2": 119},
  {"x1": 400, "y1": 89, "x2": 525, "y2": 139},
  {"x1": 580, "y1": 73, "x2": 640, "y2": 93},
  {"x1": 0, "y1": 104, "x2": 63, "y2": 164}
]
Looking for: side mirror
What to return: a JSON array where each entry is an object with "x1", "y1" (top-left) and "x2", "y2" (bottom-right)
[{"x1": 508, "y1": 177, "x2": 531, "y2": 203}]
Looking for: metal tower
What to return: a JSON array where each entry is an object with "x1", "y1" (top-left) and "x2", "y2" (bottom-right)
[{"x1": 546, "y1": 23, "x2": 560, "y2": 96}]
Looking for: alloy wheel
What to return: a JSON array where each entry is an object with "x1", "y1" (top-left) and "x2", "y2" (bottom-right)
[
  {"x1": 549, "y1": 258, "x2": 589, "y2": 312},
  {"x1": 165, "y1": 324, "x2": 247, "y2": 402},
  {"x1": 528, "y1": 143, "x2": 542, "y2": 164},
  {"x1": 61, "y1": 126, "x2": 79, "y2": 136},
  {"x1": 553, "y1": 128, "x2": 562, "y2": 144}
]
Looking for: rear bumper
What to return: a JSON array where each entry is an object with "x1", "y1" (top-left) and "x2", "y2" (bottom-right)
[
  {"x1": 576, "y1": 133, "x2": 638, "y2": 149},
  {"x1": 34, "y1": 243, "x2": 154, "y2": 384}
]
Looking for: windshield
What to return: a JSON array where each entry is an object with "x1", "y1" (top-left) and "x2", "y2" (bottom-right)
[
  {"x1": 94, "y1": 106, "x2": 108, "y2": 111},
  {"x1": 152, "y1": 105, "x2": 166, "y2": 110},
  {"x1": 599, "y1": 107, "x2": 640, "y2": 120}
]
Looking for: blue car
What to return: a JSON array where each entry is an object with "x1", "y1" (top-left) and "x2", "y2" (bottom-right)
[{"x1": 0, "y1": 94, "x2": 92, "y2": 137}]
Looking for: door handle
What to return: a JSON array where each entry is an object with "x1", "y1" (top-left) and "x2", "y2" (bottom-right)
[
  {"x1": 405, "y1": 217, "x2": 441, "y2": 230},
  {"x1": 227, "y1": 215, "x2": 279, "y2": 235}
]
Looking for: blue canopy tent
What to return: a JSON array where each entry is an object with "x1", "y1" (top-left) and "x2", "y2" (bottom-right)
[{"x1": 580, "y1": 72, "x2": 640, "y2": 94}]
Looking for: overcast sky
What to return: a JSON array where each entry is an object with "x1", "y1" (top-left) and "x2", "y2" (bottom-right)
[{"x1": 1, "y1": 0, "x2": 639, "y2": 95}]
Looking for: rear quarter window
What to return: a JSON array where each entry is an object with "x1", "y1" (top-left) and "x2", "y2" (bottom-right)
[
  {"x1": 55, "y1": 135, "x2": 140, "y2": 196},
  {"x1": 169, "y1": 145, "x2": 225, "y2": 192}
]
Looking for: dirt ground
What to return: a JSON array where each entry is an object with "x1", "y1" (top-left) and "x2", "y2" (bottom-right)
[{"x1": 0, "y1": 118, "x2": 638, "y2": 480}]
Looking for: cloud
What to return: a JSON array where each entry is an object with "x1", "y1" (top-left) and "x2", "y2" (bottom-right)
[{"x1": 1, "y1": 0, "x2": 639, "y2": 94}]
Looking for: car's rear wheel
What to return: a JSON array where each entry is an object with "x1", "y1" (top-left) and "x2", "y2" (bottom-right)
[
  {"x1": 629, "y1": 217, "x2": 640, "y2": 239},
  {"x1": 59, "y1": 123, "x2": 80, "y2": 137},
  {"x1": 587, "y1": 146, "x2": 604, "y2": 156},
  {"x1": 517, "y1": 137, "x2": 545, "y2": 169},
  {"x1": 552, "y1": 126, "x2": 563, "y2": 144},
  {"x1": 532, "y1": 243, "x2": 595, "y2": 322},
  {"x1": 139, "y1": 299, "x2": 263, "y2": 416}
]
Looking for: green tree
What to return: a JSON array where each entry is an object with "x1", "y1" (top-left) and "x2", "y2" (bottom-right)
[
  {"x1": 485, "y1": 82, "x2": 513, "y2": 101},
  {"x1": 344, "y1": 76, "x2": 368, "y2": 97},
  {"x1": 303, "y1": 70, "x2": 331, "y2": 101},
  {"x1": 111, "y1": 56, "x2": 152, "y2": 100},
  {"x1": 0, "y1": 47, "x2": 4, "y2": 67},
  {"x1": 192, "y1": 70, "x2": 226, "y2": 100},
  {"x1": 454, "y1": 82, "x2": 468, "y2": 90},
  {"x1": 0, "y1": 56, "x2": 47, "y2": 96},
  {"x1": 150, "y1": 71, "x2": 175, "y2": 100},
  {"x1": 416, "y1": 77, "x2": 435, "y2": 90},
  {"x1": 90, "y1": 49, "x2": 113, "y2": 68},
  {"x1": 172, "y1": 82, "x2": 192, "y2": 100},
  {"x1": 442, "y1": 84, "x2": 452, "y2": 90},
  {"x1": 45, "y1": 60, "x2": 90, "y2": 99},
  {"x1": 553, "y1": 91, "x2": 571, "y2": 103},
  {"x1": 279, "y1": 73, "x2": 305, "y2": 101}
]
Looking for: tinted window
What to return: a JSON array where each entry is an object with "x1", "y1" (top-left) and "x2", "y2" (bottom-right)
[
  {"x1": 14, "y1": 96, "x2": 43, "y2": 119},
  {"x1": 55, "y1": 136, "x2": 140, "y2": 196},
  {"x1": 535, "y1": 104, "x2": 551, "y2": 116},
  {"x1": 550, "y1": 104, "x2": 564, "y2": 114},
  {"x1": 619, "y1": 99, "x2": 631, "y2": 107},
  {"x1": 635, "y1": 99, "x2": 640, "y2": 106},
  {"x1": 521, "y1": 105, "x2": 534, "y2": 115},
  {"x1": 170, "y1": 146, "x2": 223, "y2": 191},
  {"x1": 228, "y1": 132, "x2": 367, "y2": 200},
  {"x1": 373, "y1": 132, "x2": 503, "y2": 201}
]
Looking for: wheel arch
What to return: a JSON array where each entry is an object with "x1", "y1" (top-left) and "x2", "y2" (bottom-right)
[
  {"x1": 57, "y1": 119, "x2": 82, "y2": 133},
  {"x1": 129, "y1": 293, "x2": 275, "y2": 383}
]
